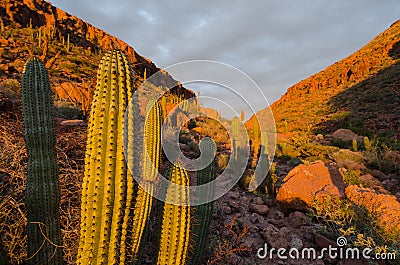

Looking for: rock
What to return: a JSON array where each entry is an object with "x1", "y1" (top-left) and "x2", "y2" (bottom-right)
[
  {"x1": 267, "y1": 218, "x2": 286, "y2": 228},
  {"x1": 345, "y1": 185, "x2": 400, "y2": 240},
  {"x1": 330, "y1": 149, "x2": 366, "y2": 170},
  {"x1": 382, "y1": 178, "x2": 400, "y2": 192},
  {"x1": 227, "y1": 201, "x2": 240, "y2": 212},
  {"x1": 249, "y1": 225, "x2": 260, "y2": 233},
  {"x1": 221, "y1": 205, "x2": 232, "y2": 215},
  {"x1": 359, "y1": 173, "x2": 382, "y2": 188},
  {"x1": 371, "y1": 169, "x2": 388, "y2": 181},
  {"x1": 0, "y1": 92, "x2": 13, "y2": 113},
  {"x1": 276, "y1": 161, "x2": 345, "y2": 210},
  {"x1": 314, "y1": 234, "x2": 338, "y2": 249},
  {"x1": 288, "y1": 211, "x2": 308, "y2": 228},
  {"x1": 60, "y1": 119, "x2": 86, "y2": 126},
  {"x1": 260, "y1": 224, "x2": 290, "y2": 249},
  {"x1": 290, "y1": 235, "x2": 303, "y2": 249},
  {"x1": 316, "y1": 134, "x2": 324, "y2": 140},
  {"x1": 249, "y1": 203, "x2": 269, "y2": 215},
  {"x1": 200, "y1": 107, "x2": 220, "y2": 120},
  {"x1": 332, "y1": 129, "x2": 360, "y2": 142},
  {"x1": 267, "y1": 209, "x2": 286, "y2": 227},
  {"x1": 251, "y1": 196, "x2": 265, "y2": 205},
  {"x1": 271, "y1": 210, "x2": 285, "y2": 220},
  {"x1": 383, "y1": 150, "x2": 400, "y2": 163},
  {"x1": 249, "y1": 213, "x2": 261, "y2": 224}
]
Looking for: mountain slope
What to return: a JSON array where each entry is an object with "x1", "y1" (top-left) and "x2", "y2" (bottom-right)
[
  {"x1": 258, "y1": 20, "x2": 400, "y2": 139},
  {"x1": 0, "y1": 0, "x2": 194, "y2": 111}
]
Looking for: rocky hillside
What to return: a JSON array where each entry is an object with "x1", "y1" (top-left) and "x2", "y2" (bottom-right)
[
  {"x1": 0, "y1": 0, "x2": 194, "y2": 115},
  {"x1": 253, "y1": 20, "x2": 400, "y2": 139}
]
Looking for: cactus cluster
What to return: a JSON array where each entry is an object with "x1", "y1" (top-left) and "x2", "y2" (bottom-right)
[
  {"x1": 18, "y1": 50, "x2": 215, "y2": 265},
  {"x1": 21, "y1": 57, "x2": 63, "y2": 265}
]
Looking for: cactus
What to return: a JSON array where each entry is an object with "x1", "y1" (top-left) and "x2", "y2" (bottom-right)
[
  {"x1": 232, "y1": 116, "x2": 240, "y2": 138},
  {"x1": 363, "y1": 136, "x2": 372, "y2": 153},
  {"x1": 77, "y1": 50, "x2": 137, "y2": 264},
  {"x1": 157, "y1": 164, "x2": 191, "y2": 265},
  {"x1": 189, "y1": 137, "x2": 216, "y2": 265},
  {"x1": 66, "y1": 33, "x2": 70, "y2": 52},
  {"x1": 231, "y1": 116, "x2": 241, "y2": 162},
  {"x1": 130, "y1": 99, "x2": 162, "y2": 259},
  {"x1": 0, "y1": 17, "x2": 4, "y2": 35},
  {"x1": 161, "y1": 96, "x2": 167, "y2": 120},
  {"x1": 352, "y1": 138, "x2": 358, "y2": 152},
  {"x1": 260, "y1": 131, "x2": 269, "y2": 156},
  {"x1": 21, "y1": 57, "x2": 63, "y2": 264},
  {"x1": 250, "y1": 118, "x2": 261, "y2": 168},
  {"x1": 255, "y1": 131, "x2": 272, "y2": 195},
  {"x1": 38, "y1": 29, "x2": 42, "y2": 48},
  {"x1": 240, "y1": 110, "x2": 245, "y2": 121}
]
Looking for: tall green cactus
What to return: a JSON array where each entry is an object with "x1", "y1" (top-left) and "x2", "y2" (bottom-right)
[
  {"x1": 77, "y1": 50, "x2": 137, "y2": 265},
  {"x1": 189, "y1": 137, "x2": 216, "y2": 265},
  {"x1": 157, "y1": 164, "x2": 191, "y2": 265},
  {"x1": 21, "y1": 57, "x2": 63, "y2": 265}
]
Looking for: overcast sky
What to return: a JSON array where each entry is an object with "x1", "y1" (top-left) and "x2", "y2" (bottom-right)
[{"x1": 49, "y1": 0, "x2": 399, "y2": 118}]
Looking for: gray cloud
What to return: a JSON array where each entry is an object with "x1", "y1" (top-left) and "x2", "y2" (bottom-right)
[{"x1": 49, "y1": 0, "x2": 400, "y2": 117}]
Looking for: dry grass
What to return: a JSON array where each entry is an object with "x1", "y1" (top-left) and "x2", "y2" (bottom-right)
[
  {"x1": 0, "y1": 99, "x2": 86, "y2": 264},
  {"x1": 0, "y1": 109, "x2": 27, "y2": 264},
  {"x1": 208, "y1": 216, "x2": 251, "y2": 265}
]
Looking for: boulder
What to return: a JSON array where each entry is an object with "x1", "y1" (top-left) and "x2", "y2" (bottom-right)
[
  {"x1": 345, "y1": 185, "x2": 400, "y2": 240},
  {"x1": 249, "y1": 204, "x2": 269, "y2": 216},
  {"x1": 276, "y1": 161, "x2": 345, "y2": 210},
  {"x1": 288, "y1": 211, "x2": 309, "y2": 228},
  {"x1": 260, "y1": 224, "x2": 290, "y2": 249},
  {"x1": 332, "y1": 129, "x2": 360, "y2": 142}
]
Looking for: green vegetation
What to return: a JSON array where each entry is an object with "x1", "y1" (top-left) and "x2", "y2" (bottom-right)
[{"x1": 21, "y1": 57, "x2": 63, "y2": 264}]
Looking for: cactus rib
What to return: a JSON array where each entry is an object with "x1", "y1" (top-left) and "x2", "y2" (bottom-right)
[
  {"x1": 21, "y1": 57, "x2": 63, "y2": 265},
  {"x1": 157, "y1": 164, "x2": 190, "y2": 265}
]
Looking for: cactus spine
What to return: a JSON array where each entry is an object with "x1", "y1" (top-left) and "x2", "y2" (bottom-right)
[
  {"x1": 130, "y1": 99, "x2": 162, "y2": 259},
  {"x1": 189, "y1": 137, "x2": 216, "y2": 265},
  {"x1": 157, "y1": 164, "x2": 191, "y2": 265},
  {"x1": 21, "y1": 57, "x2": 63, "y2": 264},
  {"x1": 77, "y1": 50, "x2": 136, "y2": 264}
]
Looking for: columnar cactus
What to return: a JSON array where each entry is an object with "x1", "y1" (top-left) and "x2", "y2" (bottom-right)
[
  {"x1": 255, "y1": 131, "x2": 272, "y2": 195},
  {"x1": 77, "y1": 50, "x2": 136, "y2": 264},
  {"x1": 252, "y1": 119, "x2": 261, "y2": 168},
  {"x1": 157, "y1": 164, "x2": 191, "y2": 265},
  {"x1": 231, "y1": 116, "x2": 241, "y2": 162},
  {"x1": 130, "y1": 99, "x2": 162, "y2": 258},
  {"x1": 21, "y1": 57, "x2": 63, "y2": 265},
  {"x1": 189, "y1": 137, "x2": 216, "y2": 265},
  {"x1": 260, "y1": 131, "x2": 269, "y2": 155}
]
